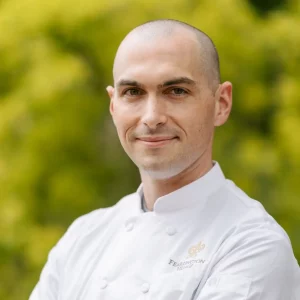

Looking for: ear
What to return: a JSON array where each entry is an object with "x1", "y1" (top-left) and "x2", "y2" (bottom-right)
[
  {"x1": 214, "y1": 81, "x2": 232, "y2": 127},
  {"x1": 106, "y1": 85, "x2": 115, "y2": 116}
]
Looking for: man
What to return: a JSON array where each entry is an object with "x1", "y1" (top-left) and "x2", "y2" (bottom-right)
[{"x1": 30, "y1": 20, "x2": 300, "y2": 299}]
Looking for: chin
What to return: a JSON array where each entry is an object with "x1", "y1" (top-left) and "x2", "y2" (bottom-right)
[{"x1": 139, "y1": 163, "x2": 186, "y2": 180}]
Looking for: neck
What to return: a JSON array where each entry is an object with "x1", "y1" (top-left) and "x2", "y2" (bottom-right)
[{"x1": 140, "y1": 156, "x2": 213, "y2": 211}]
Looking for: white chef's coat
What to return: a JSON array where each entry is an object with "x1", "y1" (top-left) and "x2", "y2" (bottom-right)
[{"x1": 30, "y1": 162, "x2": 300, "y2": 300}]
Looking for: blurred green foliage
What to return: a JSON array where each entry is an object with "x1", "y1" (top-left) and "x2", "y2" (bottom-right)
[{"x1": 0, "y1": 0, "x2": 299, "y2": 298}]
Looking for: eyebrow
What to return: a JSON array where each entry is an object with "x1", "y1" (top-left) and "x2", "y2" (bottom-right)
[
  {"x1": 116, "y1": 80, "x2": 143, "y2": 89},
  {"x1": 116, "y1": 76, "x2": 196, "y2": 89},
  {"x1": 160, "y1": 77, "x2": 197, "y2": 87}
]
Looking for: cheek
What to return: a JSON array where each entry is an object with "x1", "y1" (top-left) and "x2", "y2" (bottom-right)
[
  {"x1": 112, "y1": 109, "x2": 137, "y2": 141},
  {"x1": 184, "y1": 105, "x2": 215, "y2": 137}
]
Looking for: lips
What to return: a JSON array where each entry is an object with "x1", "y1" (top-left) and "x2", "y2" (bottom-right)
[
  {"x1": 137, "y1": 136, "x2": 176, "y2": 142},
  {"x1": 136, "y1": 136, "x2": 177, "y2": 148}
]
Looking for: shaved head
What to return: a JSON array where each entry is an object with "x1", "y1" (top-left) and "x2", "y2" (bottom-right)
[
  {"x1": 108, "y1": 19, "x2": 232, "y2": 181},
  {"x1": 113, "y1": 19, "x2": 220, "y2": 92}
]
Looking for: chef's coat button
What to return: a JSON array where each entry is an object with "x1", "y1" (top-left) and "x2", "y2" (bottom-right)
[
  {"x1": 125, "y1": 222, "x2": 134, "y2": 231},
  {"x1": 99, "y1": 279, "x2": 108, "y2": 289},
  {"x1": 166, "y1": 226, "x2": 177, "y2": 236},
  {"x1": 141, "y1": 282, "x2": 150, "y2": 293}
]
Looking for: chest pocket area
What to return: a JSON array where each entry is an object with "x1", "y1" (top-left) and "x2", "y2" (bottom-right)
[{"x1": 149, "y1": 269, "x2": 200, "y2": 300}]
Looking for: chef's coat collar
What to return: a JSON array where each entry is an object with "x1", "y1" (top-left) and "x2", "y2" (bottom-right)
[{"x1": 136, "y1": 161, "x2": 226, "y2": 214}]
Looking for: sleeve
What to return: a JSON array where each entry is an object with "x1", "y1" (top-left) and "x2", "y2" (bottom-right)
[
  {"x1": 195, "y1": 226, "x2": 300, "y2": 300},
  {"x1": 29, "y1": 214, "x2": 89, "y2": 300}
]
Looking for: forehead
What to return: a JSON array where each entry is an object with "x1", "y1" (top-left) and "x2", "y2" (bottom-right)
[{"x1": 113, "y1": 32, "x2": 204, "y2": 85}]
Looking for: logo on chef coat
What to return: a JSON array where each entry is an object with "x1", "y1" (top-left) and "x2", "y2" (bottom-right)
[
  {"x1": 168, "y1": 241, "x2": 206, "y2": 271},
  {"x1": 187, "y1": 241, "x2": 205, "y2": 258}
]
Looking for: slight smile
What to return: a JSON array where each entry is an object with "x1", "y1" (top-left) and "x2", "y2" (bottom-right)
[{"x1": 136, "y1": 136, "x2": 178, "y2": 148}]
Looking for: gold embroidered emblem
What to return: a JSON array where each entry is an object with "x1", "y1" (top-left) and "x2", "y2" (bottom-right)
[{"x1": 187, "y1": 241, "x2": 205, "y2": 258}]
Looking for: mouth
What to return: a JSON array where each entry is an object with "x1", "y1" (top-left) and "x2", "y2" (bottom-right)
[{"x1": 136, "y1": 137, "x2": 178, "y2": 148}]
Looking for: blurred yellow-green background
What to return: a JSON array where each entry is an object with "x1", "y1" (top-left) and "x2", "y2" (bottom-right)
[{"x1": 0, "y1": 0, "x2": 299, "y2": 298}]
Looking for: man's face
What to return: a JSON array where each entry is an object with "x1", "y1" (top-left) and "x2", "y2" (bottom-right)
[{"x1": 108, "y1": 32, "x2": 222, "y2": 179}]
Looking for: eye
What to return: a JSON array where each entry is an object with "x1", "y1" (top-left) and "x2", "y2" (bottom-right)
[
  {"x1": 173, "y1": 88, "x2": 186, "y2": 94},
  {"x1": 167, "y1": 87, "x2": 188, "y2": 96},
  {"x1": 124, "y1": 88, "x2": 144, "y2": 96}
]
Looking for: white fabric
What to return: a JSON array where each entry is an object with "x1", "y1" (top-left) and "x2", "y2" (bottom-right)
[{"x1": 30, "y1": 162, "x2": 300, "y2": 300}]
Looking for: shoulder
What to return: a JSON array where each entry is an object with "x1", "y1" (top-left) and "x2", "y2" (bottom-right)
[
  {"x1": 53, "y1": 191, "x2": 139, "y2": 255},
  {"x1": 201, "y1": 179, "x2": 300, "y2": 298},
  {"x1": 207, "y1": 177, "x2": 299, "y2": 271},
  {"x1": 210, "y1": 180, "x2": 300, "y2": 294},
  {"x1": 63, "y1": 192, "x2": 139, "y2": 237},
  {"x1": 213, "y1": 179, "x2": 290, "y2": 240}
]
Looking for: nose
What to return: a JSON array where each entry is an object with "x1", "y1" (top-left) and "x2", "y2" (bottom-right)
[{"x1": 141, "y1": 97, "x2": 167, "y2": 130}]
